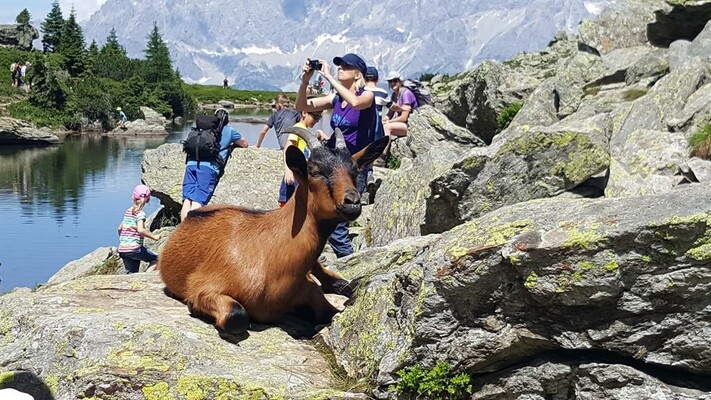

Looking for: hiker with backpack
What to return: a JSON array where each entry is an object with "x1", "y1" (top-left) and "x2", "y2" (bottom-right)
[
  {"x1": 383, "y1": 73, "x2": 432, "y2": 138},
  {"x1": 179, "y1": 108, "x2": 248, "y2": 221}
]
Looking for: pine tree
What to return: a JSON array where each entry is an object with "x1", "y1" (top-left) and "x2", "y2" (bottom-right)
[
  {"x1": 96, "y1": 28, "x2": 131, "y2": 80},
  {"x1": 16, "y1": 9, "x2": 30, "y2": 25},
  {"x1": 143, "y1": 23, "x2": 174, "y2": 83},
  {"x1": 103, "y1": 28, "x2": 126, "y2": 56},
  {"x1": 41, "y1": 1, "x2": 64, "y2": 52},
  {"x1": 59, "y1": 7, "x2": 86, "y2": 76},
  {"x1": 86, "y1": 40, "x2": 99, "y2": 74}
]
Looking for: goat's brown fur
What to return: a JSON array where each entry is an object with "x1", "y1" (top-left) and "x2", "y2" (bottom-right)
[{"x1": 159, "y1": 134, "x2": 389, "y2": 333}]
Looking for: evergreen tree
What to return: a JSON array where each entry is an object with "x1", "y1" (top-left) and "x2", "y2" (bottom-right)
[
  {"x1": 96, "y1": 28, "x2": 132, "y2": 80},
  {"x1": 86, "y1": 40, "x2": 99, "y2": 74},
  {"x1": 103, "y1": 28, "x2": 126, "y2": 56},
  {"x1": 143, "y1": 23, "x2": 174, "y2": 83},
  {"x1": 59, "y1": 7, "x2": 86, "y2": 76},
  {"x1": 29, "y1": 58, "x2": 68, "y2": 109},
  {"x1": 15, "y1": 9, "x2": 30, "y2": 25},
  {"x1": 41, "y1": 1, "x2": 64, "y2": 52}
]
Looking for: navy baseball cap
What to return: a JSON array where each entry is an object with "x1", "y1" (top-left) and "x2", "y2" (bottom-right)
[
  {"x1": 333, "y1": 53, "x2": 367, "y2": 76},
  {"x1": 365, "y1": 66, "x2": 379, "y2": 81}
]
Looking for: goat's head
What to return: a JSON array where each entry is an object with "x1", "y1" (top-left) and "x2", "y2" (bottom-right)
[{"x1": 282, "y1": 127, "x2": 389, "y2": 222}]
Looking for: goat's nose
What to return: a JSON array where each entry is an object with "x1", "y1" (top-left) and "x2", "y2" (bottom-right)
[{"x1": 343, "y1": 190, "x2": 360, "y2": 206}]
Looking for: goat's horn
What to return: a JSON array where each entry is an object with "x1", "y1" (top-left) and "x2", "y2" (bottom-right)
[
  {"x1": 280, "y1": 127, "x2": 322, "y2": 149},
  {"x1": 334, "y1": 128, "x2": 347, "y2": 150}
]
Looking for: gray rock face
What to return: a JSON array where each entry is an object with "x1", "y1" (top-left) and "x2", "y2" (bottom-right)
[
  {"x1": 389, "y1": 106, "x2": 486, "y2": 161},
  {"x1": 0, "y1": 24, "x2": 39, "y2": 51},
  {"x1": 0, "y1": 117, "x2": 61, "y2": 146},
  {"x1": 434, "y1": 35, "x2": 581, "y2": 144},
  {"x1": 474, "y1": 362, "x2": 709, "y2": 399},
  {"x1": 141, "y1": 144, "x2": 283, "y2": 215},
  {"x1": 327, "y1": 184, "x2": 711, "y2": 396},
  {"x1": 140, "y1": 106, "x2": 169, "y2": 127},
  {"x1": 606, "y1": 129, "x2": 688, "y2": 198},
  {"x1": 370, "y1": 113, "x2": 611, "y2": 246},
  {"x1": 578, "y1": 0, "x2": 670, "y2": 53},
  {"x1": 47, "y1": 247, "x2": 124, "y2": 285},
  {"x1": 0, "y1": 274, "x2": 351, "y2": 399}
]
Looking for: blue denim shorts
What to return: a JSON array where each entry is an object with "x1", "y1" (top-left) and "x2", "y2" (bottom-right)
[
  {"x1": 182, "y1": 163, "x2": 218, "y2": 205},
  {"x1": 119, "y1": 246, "x2": 158, "y2": 273}
]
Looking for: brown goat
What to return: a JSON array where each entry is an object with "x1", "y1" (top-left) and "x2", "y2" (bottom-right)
[{"x1": 159, "y1": 129, "x2": 389, "y2": 334}]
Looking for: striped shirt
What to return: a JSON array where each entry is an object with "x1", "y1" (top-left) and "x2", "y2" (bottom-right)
[{"x1": 118, "y1": 208, "x2": 146, "y2": 252}]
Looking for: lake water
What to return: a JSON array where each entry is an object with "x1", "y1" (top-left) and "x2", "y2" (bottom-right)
[{"x1": 0, "y1": 108, "x2": 330, "y2": 291}]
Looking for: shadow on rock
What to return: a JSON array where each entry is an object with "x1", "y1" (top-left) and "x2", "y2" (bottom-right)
[{"x1": 0, "y1": 371, "x2": 55, "y2": 400}]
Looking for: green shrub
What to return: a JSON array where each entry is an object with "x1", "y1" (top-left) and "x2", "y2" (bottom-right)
[
  {"x1": 386, "y1": 154, "x2": 401, "y2": 170},
  {"x1": 183, "y1": 83, "x2": 290, "y2": 105},
  {"x1": 496, "y1": 102, "x2": 523, "y2": 132},
  {"x1": 8, "y1": 100, "x2": 71, "y2": 128},
  {"x1": 394, "y1": 361, "x2": 472, "y2": 400},
  {"x1": 689, "y1": 124, "x2": 711, "y2": 159}
]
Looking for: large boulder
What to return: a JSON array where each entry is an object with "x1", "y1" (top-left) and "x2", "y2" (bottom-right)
[
  {"x1": 606, "y1": 129, "x2": 688, "y2": 198},
  {"x1": 577, "y1": 0, "x2": 670, "y2": 53},
  {"x1": 390, "y1": 105, "x2": 485, "y2": 161},
  {"x1": 370, "y1": 113, "x2": 611, "y2": 247},
  {"x1": 0, "y1": 274, "x2": 354, "y2": 399},
  {"x1": 141, "y1": 144, "x2": 283, "y2": 215},
  {"x1": 140, "y1": 106, "x2": 170, "y2": 127},
  {"x1": 107, "y1": 107, "x2": 169, "y2": 136},
  {"x1": 509, "y1": 51, "x2": 604, "y2": 128},
  {"x1": 434, "y1": 34, "x2": 579, "y2": 144},
  {"x1": 472, "y1": 361, "x2": 709, "y2": 399},
  {"x1": 326, "y1": 184, "x2": 711, "y2": 398},
  {"x1": 0, "y1": 24, "x2": 38, "y2": 51},
  {"x1": 0, "y1": 117, "x2": 60, "y2": 145}
]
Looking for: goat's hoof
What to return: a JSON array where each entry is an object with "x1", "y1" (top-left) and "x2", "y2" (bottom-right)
[
  {"x1": 332, "y1": 279, "x2": 354, "y2": 298},
  {"x1": 221, "y1": 302, "x2": 250, "y2": 334}
]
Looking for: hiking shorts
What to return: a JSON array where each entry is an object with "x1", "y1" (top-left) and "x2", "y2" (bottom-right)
[
  {"x1": 278, "y1": 178, "x2": 298, "y2": 204},
  {"x1": 182, "y1": 163, "x2": 219, "y2": 205},
  {"x1": 119, "y1": 246, "x2": 158, "y2": 273}
]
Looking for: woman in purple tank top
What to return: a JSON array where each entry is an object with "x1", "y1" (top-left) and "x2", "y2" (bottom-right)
[{"x1": 295, "y1": 52, "x2": 377, "y2": 258}]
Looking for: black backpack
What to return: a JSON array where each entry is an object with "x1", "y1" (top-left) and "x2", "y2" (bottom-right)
[{"x1": 183, "y1": 114, "x2": 225, "y2": 162}]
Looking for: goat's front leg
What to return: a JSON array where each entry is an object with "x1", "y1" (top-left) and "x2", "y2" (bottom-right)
[
  {"x1": 310, "y1": 261, "x2": 353, "y2": 297},
  {"x1": 295, "y1": 277, "x2": 340, "y2": 325}
]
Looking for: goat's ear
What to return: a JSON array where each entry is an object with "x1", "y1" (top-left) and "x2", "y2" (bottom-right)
[
  {"x1": 352, "y1": 136, "x2": 390, "y2": 169},
  {"x1": 285, "y1": 145, "x2": 308, "y2": 178}
]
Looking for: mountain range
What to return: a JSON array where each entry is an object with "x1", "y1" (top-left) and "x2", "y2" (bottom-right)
[{"x1": 81, "y1": 0, "x2": 616, "y2": 90}]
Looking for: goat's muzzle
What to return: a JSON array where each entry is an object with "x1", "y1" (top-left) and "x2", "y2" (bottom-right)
[{"x1": 337, "y1": 189, "x2": 362, "y2": 220}]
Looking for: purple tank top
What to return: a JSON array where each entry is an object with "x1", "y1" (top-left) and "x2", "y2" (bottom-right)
[{"x1": 328, "y1": 89, "x2": 376, "y2": 154}]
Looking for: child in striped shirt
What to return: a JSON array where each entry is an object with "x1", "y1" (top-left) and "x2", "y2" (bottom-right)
[{"x1": 117, "y1": 184, "x2": 161, "y2": 273}]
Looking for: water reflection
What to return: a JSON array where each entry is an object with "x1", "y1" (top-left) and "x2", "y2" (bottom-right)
[{"x1": 0, "y1": 135, "x2": 122, "y2": 220}]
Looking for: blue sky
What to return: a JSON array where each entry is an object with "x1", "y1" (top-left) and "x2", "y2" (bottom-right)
[{"x1": 0, "y1": 0, "x2": 106, "y2": 25}]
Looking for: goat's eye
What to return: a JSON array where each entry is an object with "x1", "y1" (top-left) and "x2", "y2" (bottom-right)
[{"x1": 309, "y1": 166, "x2": 323, "y2": 177}]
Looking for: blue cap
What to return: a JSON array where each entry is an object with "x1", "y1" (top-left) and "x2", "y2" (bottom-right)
[
  {"x1": 333, "y1": 53, "x2": 367, "y2": 76},
  {"x1": 365, "y1": 66, "x2": 379, "y2": 81}
]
